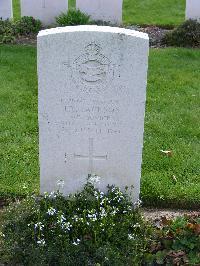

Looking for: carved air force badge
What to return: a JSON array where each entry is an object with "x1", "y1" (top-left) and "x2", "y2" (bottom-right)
[{"x1": 72, "y1": 42, "x2": 114, "y2": 93}]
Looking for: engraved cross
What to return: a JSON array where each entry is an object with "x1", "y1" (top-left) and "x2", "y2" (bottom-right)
[{"x1": 74, "y1": 138, "x2": 107, "y2": 175}]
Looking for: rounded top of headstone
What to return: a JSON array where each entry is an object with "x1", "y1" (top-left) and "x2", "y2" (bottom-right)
[{"x1": 37, "y1": 25, "x2": 149, "y2": 40}]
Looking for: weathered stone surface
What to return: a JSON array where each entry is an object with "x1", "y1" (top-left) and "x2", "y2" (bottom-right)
[
  {"x1": 0, "y1": 0, "x2": 13, "y2": 20},
  {"x1": 20, "y1": 0, "x2": 68, "y2": 26},
  {"x1": 38, "y1": 25, "x2": 149, "y2": 202},
  {"x1": 186, "y1": 0, "x2": 200, "y2": 21},
  {"x1": 76, "y1": 0, "x2": 123, "y2": 24}
]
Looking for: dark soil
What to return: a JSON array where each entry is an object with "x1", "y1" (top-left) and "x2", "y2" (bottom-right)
[
  {"x1": 139, "y1": 26, "x2": 170, "y2": 47},
  {"x1": 0, "y1": 199, "x2": 8, "y2": 209},
  {"x1": 15, "y1": 33, "x2": 37, "y2": 46},
  {"x1": 127, "y1": 25, "x2": 171, "y2": 47},
  {"x1": 13, "y1": 26, "x2": 171, "y2": 48},
  {"x1": 142, "y1": 208, "x2": 200, "y2": 222}
]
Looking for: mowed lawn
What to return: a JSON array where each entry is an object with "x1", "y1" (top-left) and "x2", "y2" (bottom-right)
[
  {"x1": 13, "y1": 0, "x2": 185, "y2": 26},
  {"x1": 0, "y1": 45, "x2": 199, "y2": 208},
  {"x1": 123, "y1": 0, "x2": 185, "y2": 26}
]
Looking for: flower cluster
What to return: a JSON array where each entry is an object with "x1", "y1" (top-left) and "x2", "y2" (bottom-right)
[
  {"x1": 28, "y1": 182, "x2": 143, "y2": 250},
  {"x1": 0, "y1": 179, "x2": 146, "y2": 265}
]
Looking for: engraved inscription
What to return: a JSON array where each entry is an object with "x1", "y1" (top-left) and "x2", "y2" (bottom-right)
[
  {"x1": 41, "y1": 96, "x2": 123, "y2": 136},
  {"x1": 74, "y1": 138, "x2": 107, "y2": 175},
  {"x1": 64, "y1": 153, "x2": 71, "y2": 163},
  {"x1": 60, "y1": 97, "x2": 121, "y2": 135}
]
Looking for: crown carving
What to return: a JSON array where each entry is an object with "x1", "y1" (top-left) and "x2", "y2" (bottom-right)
[{"x1": 85, "y1": 42, "x2": 100, "y2": 56}]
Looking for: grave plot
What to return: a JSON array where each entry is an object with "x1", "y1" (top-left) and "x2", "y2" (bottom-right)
[{"x1": 0, "y1": 1, "x2": 200, "y2": 262}]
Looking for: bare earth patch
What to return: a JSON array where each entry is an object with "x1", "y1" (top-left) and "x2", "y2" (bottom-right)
[
  {"x1": 13, "y1": 26, "x2": 171, "y2": 48},
  {"x1": 142, "y1": 208, "x2": 200, "y2": 222},
  {"x1": 126, "y1": 26, "x2": 171, "y2": 47},
  {"x1": 15, "y1": 33, "x2": 37, "y2": 46}
]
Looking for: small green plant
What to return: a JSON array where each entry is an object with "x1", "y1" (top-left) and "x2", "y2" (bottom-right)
[
  {"x1": 0, "y1": 19, "x2": 16, "y2": 44},
  {"x1": 15, "y1": 16, "x2": 42, "y2": 35},
  {"x1": 56, "y1": 9, "x2": 90, "y2": 26},
  {"x1": 163, "y1": 19, "x2": 200, "y2": 48},
  {"x1": 0, "y1": 16, "x2": 41, "y2": 44},
  {"x1": 0, "y1": 177, "x2": 148, "y2": 265}
]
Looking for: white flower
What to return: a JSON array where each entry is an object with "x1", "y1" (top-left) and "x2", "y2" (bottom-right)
[
  {"x1": 128, "y1": 234, "x2": 135, "y2": 240},
  {"x1": 37, "y1": 239, "x2": 46, "y2": 246},
  {"x1": 99, "y1": 207, "x2": 107, "y2": 218},
  {"x1": 100, "y1": 198, "x2": 107, "y2": 205},
  {"x1": 72, "y1": 238, "x2": 81, "y2": 245},
  {"x1": 88, "y1": 175, "x2": 101, "y2": 184},
  {"x1": 100, "y1": 191, "x2": 104, "y2": 198},
  {"x1": 61, "y1": 222, "x2": 72, "y2": 231},
  {"x1": 72, "y1": 215, "x2": 79, "y2": 222},
  {"x1": 35, "y1": 222, "x2": 44, "y2": 230},
  {"x1": 127, "y1": 206, "x2": 132, "y2": 211},
  {"x1": 111, "y1": 207, "x2": 119, "y2": 216},
  {"x1": 133, "y1": 223, "x2": 140, "y2": 228},
  {"x1": 94, "y1": 191, "x2": 99, "y2": 199},
  {"x1": 44, "y1": 192, "x2": 49, "y2": 199},
  {"x1": 57, "y1": 179, "x2": 65, "y2": 189},
  {"x1": 47, "y1": 207, "x2": 57, "y2": 216},
  {"x1": 0, "y1": 232, "x2": 5, "y2": 238},
  {"x1": 87, "y1": 213, "x2": 97, "y2": 222},
  {"x1": 134, "y1": 199, "x2": 142, "y2": 208},
  {"x1": 57, "y1": 214, "x2": 66, "y2": 224},
  {"x1": 49, "y1": 191, "x2": 57, "y2": 198}
]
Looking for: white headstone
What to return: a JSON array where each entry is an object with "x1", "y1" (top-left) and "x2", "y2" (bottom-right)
[
  {"x1": 186, "y1": 0, "x2": 200, "y2": 21},
  {"x1": 76, "y1": 0, "x2": 123, "y2": 24},
  {"x1": 0, "y1": 0, "x2": 13, "y2": 20},
  {"x1": 20, "y1": 0, "x2": 68, "y2": 26},
  {"x1": 38, "y1": 25, "x2": 149, "y2": 202}
]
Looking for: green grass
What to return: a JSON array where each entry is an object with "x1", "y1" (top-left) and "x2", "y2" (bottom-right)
[
  {"x1": 0, "y1": 45, "x2": 199, "y2": 208},
  {"x1": 123, "y1": 0, "x2": 185, "y2": 26},
  {"x1": 142, "y1": 48, "x2": 200, "y2": 208},
  {"x1": 0, "y1": 46, "x2": 38, "y2": 196},
  {"x1": 69, "y1": 0, "x2": 76, "y2": 9},
  {"x1": 13, "y1": 0, "x2": 20, "y2": 21},
  {"x1": 12, "y1": 0, "x2": 185, "y2": 26}
]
